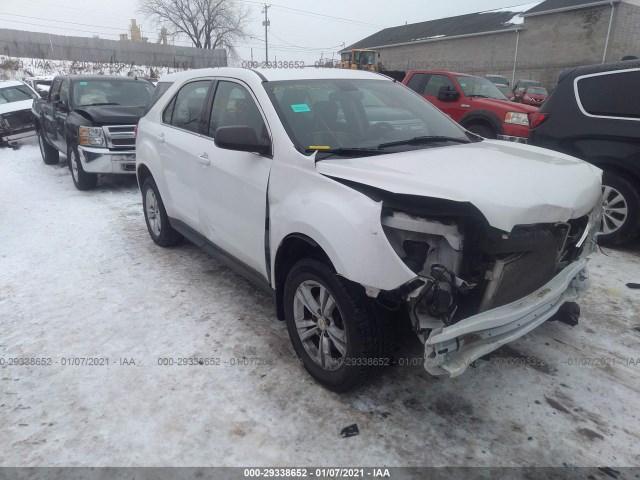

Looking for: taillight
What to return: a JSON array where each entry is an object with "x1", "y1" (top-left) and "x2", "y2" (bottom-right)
[{"x1": 530, "y1": 112, "x2": 550, "y2": 128}]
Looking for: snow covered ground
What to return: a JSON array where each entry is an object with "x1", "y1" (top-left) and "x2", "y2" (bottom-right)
[{"x1": 1, "y1": 140, "x2": 640, "y2": 467}]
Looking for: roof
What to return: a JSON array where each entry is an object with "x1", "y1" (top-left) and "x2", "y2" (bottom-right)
[
  {"x1": 0, "y1": 80, "x2": 25, "y2": 88},
  {"x1": 160, "y1": 67, "x2": 391, "y2": 83},
  {"x1": 344, "y1": 2, "x2": 541, "y2": 51},
  {"x1": 522, "y1": 0, "x2": 619, "y2": 16},
  {"x1": 557, "y1": 58, "x2": 640, "y2": 82}
]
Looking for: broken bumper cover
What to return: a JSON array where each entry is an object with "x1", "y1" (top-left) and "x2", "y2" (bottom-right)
[
  {"x1": 1, "y1": 127, "x2": 37, "y2": 144},
  {"x1": 78, "y1": 146, "x2": 137, "y2": 174},
  {"x1": 424, "y1": 258, "x2": 589, "y2": 377}
]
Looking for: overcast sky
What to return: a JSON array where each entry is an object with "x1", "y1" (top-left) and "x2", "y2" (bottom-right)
[{"x1": 0, "y1": 0, "x2": 532, "y2": 64}]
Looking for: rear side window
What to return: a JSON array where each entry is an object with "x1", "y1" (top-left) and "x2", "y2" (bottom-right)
[
  {"x1": 577, "y1": 70, "x2": 640, "y2": 119},
  {"x1": 163, "y1": 80, "x2": 212, "y2": 133},
  {"x1": 146, "y1": 81, "x2": 173, "y2": 113},
  {"x1": 406, "y1": 73, "x2": 429, "y2": 94}
]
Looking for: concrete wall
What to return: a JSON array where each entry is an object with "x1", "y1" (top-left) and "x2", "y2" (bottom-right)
[
  {"x1": 376, "y1": 2, "x2": 639, "y2": 89},
  {"x1": 608, "y1": 1, "x2": 640, "y2": 61},
  {"x1": 0, "y1": 28, "x2": 226, "y2": 70}
]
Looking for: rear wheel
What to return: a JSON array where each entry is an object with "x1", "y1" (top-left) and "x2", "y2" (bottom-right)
[
  {"x1": 68, "y1": 145, "x2": 97, "y2": 190},
  {"x1": 38, "y1": 130, "x2": 59, "y2": 165},
  {"x1": 142, "y1": 177, "x2": 183, "y2": 247},
  {"x1": 284, "y1": 258, "x2": 391, "y2": 392},
  {"x1": 466, "y1": 124, "x2": 496, "y2": 139},
  {"x1": 598, "y1": 171, "x2": 640, "y2": 246}
]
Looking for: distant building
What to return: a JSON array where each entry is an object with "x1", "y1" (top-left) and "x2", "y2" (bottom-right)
[{"x1": 343, "y1": 0, "x2": 640, "y2": 87}]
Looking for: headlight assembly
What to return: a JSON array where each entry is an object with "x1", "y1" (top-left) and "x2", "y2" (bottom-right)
[
  {"x1": 79, "y1": 126, "x2": 106, "y2": 146},
  {"x1": 504, "y1": 112, "x2": 530, "y2": 126}
]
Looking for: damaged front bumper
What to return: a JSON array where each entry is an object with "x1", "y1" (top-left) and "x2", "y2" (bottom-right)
[
  {"x1": 78, "y1": 146, "x2": 137, "y2": 174},
  {"x1": 423, "y1": 258, "x2": 589, "y2": 377}
]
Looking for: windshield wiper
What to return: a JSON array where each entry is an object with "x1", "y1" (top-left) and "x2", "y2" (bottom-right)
[
  {"x1": 305, "y1": 147, "x2": 385, "y2": 160},
  {"x1": 378, "y1": 136, "x2": 470, "y2": 149},
  {"x1": 77, "y1": 102, "x2": 120, "y2": 107}
]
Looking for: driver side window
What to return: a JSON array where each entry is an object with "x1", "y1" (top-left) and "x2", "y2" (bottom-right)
[
  {"x1": 424, "y1": 75, "x2": 455, "y2": 96},
  {"x1": 208, "y1": 81, "x2": 267, "y2": 140}
]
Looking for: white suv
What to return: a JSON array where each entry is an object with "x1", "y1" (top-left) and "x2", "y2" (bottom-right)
[{"x1": 136, "y1": 68, "x2": 602, "y2": 391}]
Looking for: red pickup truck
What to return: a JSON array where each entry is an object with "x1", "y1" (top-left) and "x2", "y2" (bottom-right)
[{"x1": 403, "y1": 71, "x2": 538, "y2": 142}]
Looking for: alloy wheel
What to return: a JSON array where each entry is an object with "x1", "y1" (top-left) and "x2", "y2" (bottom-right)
[
  {"x1": 293, "y1": 280, "x2": 347, "y2": 371},
  {"x1": 145, "y1": 188, "x2": 162, "y2": 237},
  {"x1": 601, "y1": 185, "x2": 628, "y2": 235}
]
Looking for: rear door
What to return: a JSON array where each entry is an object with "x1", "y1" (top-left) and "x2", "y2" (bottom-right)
[
  {"x1": 196, "y1": 79, "x2": 272, "y2": 278},
  {"x1": 43, "y1": 77, "x2": 62, "y2": 148},
  {"x1": 157, "y1": 79, "x2": 214, "y2": 230}
]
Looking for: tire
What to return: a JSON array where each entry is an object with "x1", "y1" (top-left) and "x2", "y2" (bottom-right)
[
  {"x1": 598, "y1": 171, "x2": 640, "y2": 246},
  {"x1": 141, "y1": 177, "x2": 183, "y2": 247},
  {"x1": 68, "y1": 144, "x2": 97, "y2": 190},
  {"x1": 466, "y1": 124, "x2": 496, "y2": 139},
  {"x1": 283, "y1": 258, "x2": 391, "y2": 392},
  {"x1": 38, "y1": 130, "x2": 59, "y2": 165}
]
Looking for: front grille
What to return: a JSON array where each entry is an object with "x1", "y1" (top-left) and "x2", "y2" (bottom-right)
[
  {"x1": 102, "y1": 125, "x2": 136, "y2": 149},
  {"x1": 111, "y1": 138, "x2": 136, "y2": 146},
  {"x1": 3, "y1": 109, "x2": 35, "y2": 129}
]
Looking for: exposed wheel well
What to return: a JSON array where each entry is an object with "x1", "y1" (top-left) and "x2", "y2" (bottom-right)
[
  {"x1": 273, "y1": 234, "x2": 333, "y2": 320},
  {"x1": 463, "y1": 118, "x2": 496, "y2": 133},
  {"x1": 137, "y1": 164, "x2": 153, "y2": 190}
]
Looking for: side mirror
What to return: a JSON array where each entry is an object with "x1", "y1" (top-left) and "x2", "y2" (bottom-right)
[
  {"x1": 214, "y1": 126, "x2": 270, "y2": 155},
  {"x1": 51, "y1": 92, "x2": 66, "y2": 110},
  {"x1": 437, "y1": 86, "x2": 460, "y2": 102}
]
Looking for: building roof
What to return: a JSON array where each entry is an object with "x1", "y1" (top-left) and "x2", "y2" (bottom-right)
[
  {"x1": 522, "y1": 0, "x2": 619, "y2": 16},
  {"x1": 343, "y1": 2, "x2": 541, "y2": 51}
]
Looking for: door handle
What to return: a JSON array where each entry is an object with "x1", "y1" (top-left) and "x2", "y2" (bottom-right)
[
  {"x1": 197, "y1": 152, "x2": 210, "y2": 166},
  {"x1": 157, "y1": 133, "x2": 165, "y2": 143}
]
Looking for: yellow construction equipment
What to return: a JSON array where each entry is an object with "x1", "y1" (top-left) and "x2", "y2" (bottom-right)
[{"x1": 340, "y1": 49, "x2": 379, "y2": 71}]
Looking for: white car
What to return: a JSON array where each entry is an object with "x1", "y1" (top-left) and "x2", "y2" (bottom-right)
[
  {"x1": 22, "y1": 75, "x2": 54, "y2": 96},
  {"x1": 136, "y1": 68, "x2": 602, "y2": 391},
  {"x1": 0, "y1": 80, "x2": 39, "y2": 147}
]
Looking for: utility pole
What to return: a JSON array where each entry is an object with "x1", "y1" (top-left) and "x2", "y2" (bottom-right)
[
  {"x1": 251, "y1": 48, "x2": 254, "y2": 63},
  {"x1": 262, "y1": 4, "x2": 270, "y2": 63}
]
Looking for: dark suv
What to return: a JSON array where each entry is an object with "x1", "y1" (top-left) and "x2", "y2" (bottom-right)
[{"x1": 529, "y1": 59, "x2": 640, "y2": 245}]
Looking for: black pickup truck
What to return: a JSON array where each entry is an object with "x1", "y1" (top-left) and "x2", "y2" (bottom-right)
[{"x1": 33, "y1": 75, "x2": 154, "y2": 190}]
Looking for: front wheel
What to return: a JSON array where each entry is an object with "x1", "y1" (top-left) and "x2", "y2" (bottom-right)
[
  {"x1": 598, "y1": 171, "x2": 640, "y2": 246},
  {"x1": 284, "y1": 258, "x2": 390, "y2": 392},
  {"x1": 466, "y1": 124, "x2": 496, "y2": 139},
  {"x1": 68, "y1": 145, "x2": 97, "y2": 190}
]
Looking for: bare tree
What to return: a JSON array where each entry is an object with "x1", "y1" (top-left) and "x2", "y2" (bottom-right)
[{"x1": 139, "y1": 0, "x2": 250, "y2": 57}]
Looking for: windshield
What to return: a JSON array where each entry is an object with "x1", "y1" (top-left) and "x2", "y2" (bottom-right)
[
  {"x1": 72, "y1": 79, "x2": 154, "y2": 108},
  {"x1": 496, "y1": 85, "x2": 513, "y2": 96},
  {"x1": 455, "y1": 76, "x2": 508, "y2": 101},
  {"x1": 486, "y1": 75, "x2": 507, "y2": 84},
  {"x1": 526, "y1": 87, "x2": 548, "y2": 95},
  {"x1": 264, "y1": 78, "x2": 470, "y2": 156},
  {"x1": 0, "y1": 85, "x2": 39, "y2": 104},
  {"x1": 35, "y1": 80, "x2": 53, "y2": 90},
  {"x1": 354, "y1": 51, "x2": 376, "y2": 66}
]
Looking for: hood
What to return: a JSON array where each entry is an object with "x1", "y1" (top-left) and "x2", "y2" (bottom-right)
[
  {"x1": 315, "y1": 141, "x2": 602, "y2": 232},
  {"x1": 471, "y1": 97, "x2": 537, "y2": 113},
  {"x1": 73, "y1": 105, "x2": 145, "y2": 125},
  {"x1": 0, "y1": 99, "x2": 34, "y2": 116}
]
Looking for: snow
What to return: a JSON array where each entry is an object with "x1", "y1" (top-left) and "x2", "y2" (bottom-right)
[
  {"x1": 1, "y1": 140, "x2": 640, "y2": 467},
  {"x1": 0, "y1": 55, "x2": 190, "y2": 82},
  {"x1": 479, "y1": 1, "x2": 542, "y2": 26}
]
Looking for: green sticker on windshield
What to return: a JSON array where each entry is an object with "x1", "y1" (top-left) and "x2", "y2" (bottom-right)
[
  {"x1": 291, "y1": 103, "x2": 311, "y2": 113},
  {"x1": 80, "y1": 81, "x2": 88, "y2": 86}
]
